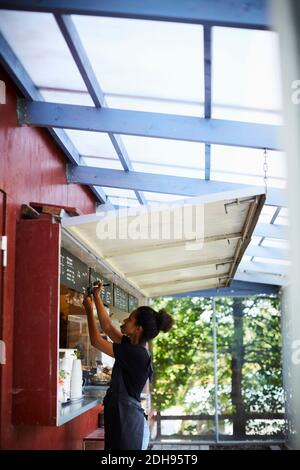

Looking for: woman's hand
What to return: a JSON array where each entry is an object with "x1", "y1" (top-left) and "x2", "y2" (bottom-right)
[
  {"x1": 83, "y1": 295, "x2": 94, "y2": 312},
  {"x1": 92, "y1": 281, "x2": 104, "y2": 299}
]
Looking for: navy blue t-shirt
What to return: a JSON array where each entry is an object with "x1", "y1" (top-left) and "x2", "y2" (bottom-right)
[{"x1": 113, "y1": 335, "x2": 152, "y2": 401}]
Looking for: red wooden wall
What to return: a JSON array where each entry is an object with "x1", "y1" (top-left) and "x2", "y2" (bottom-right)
[{"x1": 0, "y1": 67, "x2": 103, "y2": 449}]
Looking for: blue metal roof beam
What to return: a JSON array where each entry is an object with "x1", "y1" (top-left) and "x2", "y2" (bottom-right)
[
  {"x1": 204, "y1": 26, "x2": 212, "y2": 181},
  {"x1": 54, "y1": 15, "x2": 146, "y2": 205},
  {"x1": 54, "y1": 15, "x2": 105, "y2": 108},
  {"x1": 65, "y1": 166, "x2": 286, "y2": 207},
  {"x1": 167, "y1": 280, "x2": 279, "y2": 298},
  {"x1": 0, "y1": 1, "x2": 272, "y2": 30},
  {"x1": 18, "y1": 100, "x2": 281, "y2": 150},
  {"x1": 0, "y1": 32, "x2": 110, "y2": 206}
]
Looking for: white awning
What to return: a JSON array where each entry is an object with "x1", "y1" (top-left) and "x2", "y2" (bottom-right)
[{"x1": 62, "y1": 188, "x2": 265, "y2": 297}]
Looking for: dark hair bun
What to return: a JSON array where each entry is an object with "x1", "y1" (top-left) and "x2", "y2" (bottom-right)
[{"x1": 156, "y1": 309, "x2": 174, "y2": 333}]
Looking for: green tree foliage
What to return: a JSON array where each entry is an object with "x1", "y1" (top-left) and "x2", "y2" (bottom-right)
[
  {"x1": 150, "y1": 295, "x2": 284, "y2": 436},
  {"x1": 150, "y1": 297, "x2": 214, "y2": 411}
]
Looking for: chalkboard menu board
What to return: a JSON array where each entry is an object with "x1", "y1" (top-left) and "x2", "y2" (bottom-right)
[
  {"x1": 60, "y1": 248, "x2": 89, "y2": 293},
  {"x1": 128, "y1": 294, "x2": 139, "y2": 312},
  {"x1": 60, "y1": 249, "x2": 131, "y2": 310},
  {"x1": 113, "y1": 285, "x2": 129, "y2": 312},
  {"x1": 90, "y1": 269, "x2": 112, "y2": 306}
]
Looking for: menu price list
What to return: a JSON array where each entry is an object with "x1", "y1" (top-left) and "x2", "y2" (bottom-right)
[
  {"x1": 90, "y1": 268, "x2": 112, "y2": 306},
  {"x1": 60, "y1": 248, "x2": 89, "y2": 294},
  {"x1": 113, "y1": 285, "x2": 129, "y2": 312},
  {"x1": 128, "y1": 294, "x2": 139, "y2": 312}
]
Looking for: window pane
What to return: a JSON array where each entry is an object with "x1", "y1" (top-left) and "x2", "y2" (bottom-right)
[
  {"x1": 152, "y1": 298, "x2": 216, "y2": 442},
  {"x1": 216, "y1": 297, "x2": 286, "y2": 441}
]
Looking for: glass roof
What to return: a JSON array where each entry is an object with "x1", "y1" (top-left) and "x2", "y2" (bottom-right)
[
  {"x1": 262, "y1": 238, "x2": 289, "y2": 249},
  {"x1": 0, "y1": 11, "x2": 88, "y2": 93},
  {"x1": 72, "y1": 15, "x2": 205, "y2": 116},
  {"x1": 211, "y1": 146, "x2": 286, "y2": 189},
  {"x1": 142, "y1": 192, "x2": 188, "y2": 203},
  {"x1": 41, "y1": 89, "x2": 94, "y2": 106},
  {"x1": 0, "y1": 7, "x2": 288, "y2": 288},
  {"x1": 120, "y1": 136, "x2": 205, "y2": 178},
  {"x1": 258, "y1": 205, "x2": 278, "y2": 224},
  {"x1": 65, "y1": 130, "x2": 119, "y2": 159},
  {"x1": 212, "y1": 27, "x2": 282, "y2": 124}
]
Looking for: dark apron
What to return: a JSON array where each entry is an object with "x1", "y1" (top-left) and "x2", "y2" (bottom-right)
[{"x1": 103, "y1": 359, "x2": 146, "y2": 450}]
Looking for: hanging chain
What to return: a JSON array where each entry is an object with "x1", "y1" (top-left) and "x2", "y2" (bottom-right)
[{"x1": 263, "y1": 148, "x2": 268, "y2": 194}]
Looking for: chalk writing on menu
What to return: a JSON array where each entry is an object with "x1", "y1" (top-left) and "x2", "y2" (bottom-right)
[
  {"x1": 128, "y1": 294, "x2": 139, "y2": 312},
  {"x1": 90, "y1": 269, "x2": 112, "y2": 306},
  {"x1": 60, "y1": 248, "x2": 89, "y2": 294},
  {"x1": 114, "y1": 285, "x2": 129, "y2": 312}
]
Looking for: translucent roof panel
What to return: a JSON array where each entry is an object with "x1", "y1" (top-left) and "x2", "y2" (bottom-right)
[
  {"x1": 72, "y1": 15, "x2": 204, "y2": 116},
  {"x1": 211, "y1": 172, "x2": 286, "y2": 189},
  {"x1": 104, "y1": 192, "x2": 140, "y2": 208},
  {"x1": 276, "y1": 208, "x2": 289, "y2": 225},
  {"x1": 258, "y1": 205, "x2": 278, "y2": 224},
  {"x1": 64, "y1": 130, "x2": 119, "y2": 160},
  {"x1": 262, "y1": 238, "x2": 289, "y2": 249},
  {"x1": 40, "y1": 89, "x2": 94, "y2": 106},
  {"x1": 212, "y1": 27, "x2": 282, "y2": 124},
  {"x1": 119, "y1": 136, "x2": 205, "y2": 178},
  {"x1": 109, "y1": 197, "x2": 140, "y2": 208},
  {"x1": 242, "y1": 255, "x2": 252, "y2": 262},
  {"x1": 275, "y1": 216, "x2": 289, "y2": 226},
  {"x1": 0, "y1": 11, "x2": 88, "y2": 94},
  {"x1": 213, "y1": 105, "x2": 283, "y2": 125},
  {"x1": 83, "y1": 157, "x2": 123, "y2": 170},
  {"x1": 104, "y1": 188, "x2": 138, "y2": 199},
  {"x1": 249, "y1": 236, "x2": 262, "y2": 247},
  {"x1": 211, "y1": 146, "x2": 287, "y2": 189},
  {"x1": 106, "y1": 94, "x2": 204, "y2": 117},
  {"x1": 280, "y1": 208, "x2": 289, "y2": 217},
  {"x1": 275, "y1": 208, "x2": 289, "y2": 226},
  {"x1": 142, "y1": 193, "x2": 189, "y2": 204},
  {"x1": 0, "y1": 8, "x2": 288, "y2": 289},
  {"x1": 133, "y1": 162, "x2": 203, "y2": 179},
  {"x1": 254, "y1": 257, "x2": 290, "y2": 266}
]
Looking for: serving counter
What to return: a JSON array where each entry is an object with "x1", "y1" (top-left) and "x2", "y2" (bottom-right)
[
  {"x1": 58, "y1": 396, "x2": 103, "y2": 426},
  {"x1": 13, "y1": 216, "x2": 144, "y2": 426}
]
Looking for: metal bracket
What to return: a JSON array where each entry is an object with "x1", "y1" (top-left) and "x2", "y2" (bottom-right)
[
  {"x1": 0, "y1": 80, "x2": 6, "y2": 104},
  {"x1": 216, "y1": 260, "x2": 233, "y2": 270},
  {"x1": 224, "y1": 197, "x2": 258, "y2": 215},
  {"x1": 1, "y1": 235, "x2": 7, "y2": 267},
  {"x1": 16, "y1": 97, "x2": 28, "y2": 126},
  {"x1": 0, "y1": 340, "x2": 6, "y2": 365},
  {"x1": 66, "y1": 163, "x2": 74, "y2": 183}
]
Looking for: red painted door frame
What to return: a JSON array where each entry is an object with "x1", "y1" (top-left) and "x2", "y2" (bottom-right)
[
  {"x1": 0, "y1": 189, "x2": 4, "y2": 325},
  {"x1": 0, "y1": 188, "x2": 6, "y2": 445}
]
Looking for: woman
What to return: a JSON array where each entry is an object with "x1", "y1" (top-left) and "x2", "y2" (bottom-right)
[{"x1": 83, "y1": 282, "x2": 174, "y2": 450}]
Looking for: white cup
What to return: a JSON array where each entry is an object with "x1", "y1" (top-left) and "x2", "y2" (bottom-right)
[{"x1": 70, "y1": 359, "x2": 83, "y2": 400}]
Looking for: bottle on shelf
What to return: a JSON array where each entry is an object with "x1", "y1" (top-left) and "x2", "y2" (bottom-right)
[{"x1": 96, "y1": 360, "x2": 103, "y2": 375}]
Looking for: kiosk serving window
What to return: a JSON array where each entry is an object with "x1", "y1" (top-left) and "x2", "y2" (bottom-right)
[
  {"x1": 59, "y1": 248, "x2": 113, "y2": 369},
  {"x1": 13, "y1": 217, "x2": 141, "y2": 426},
  {"x1": 59, "y1": 284, "x2": 103, "y2": 368}
]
